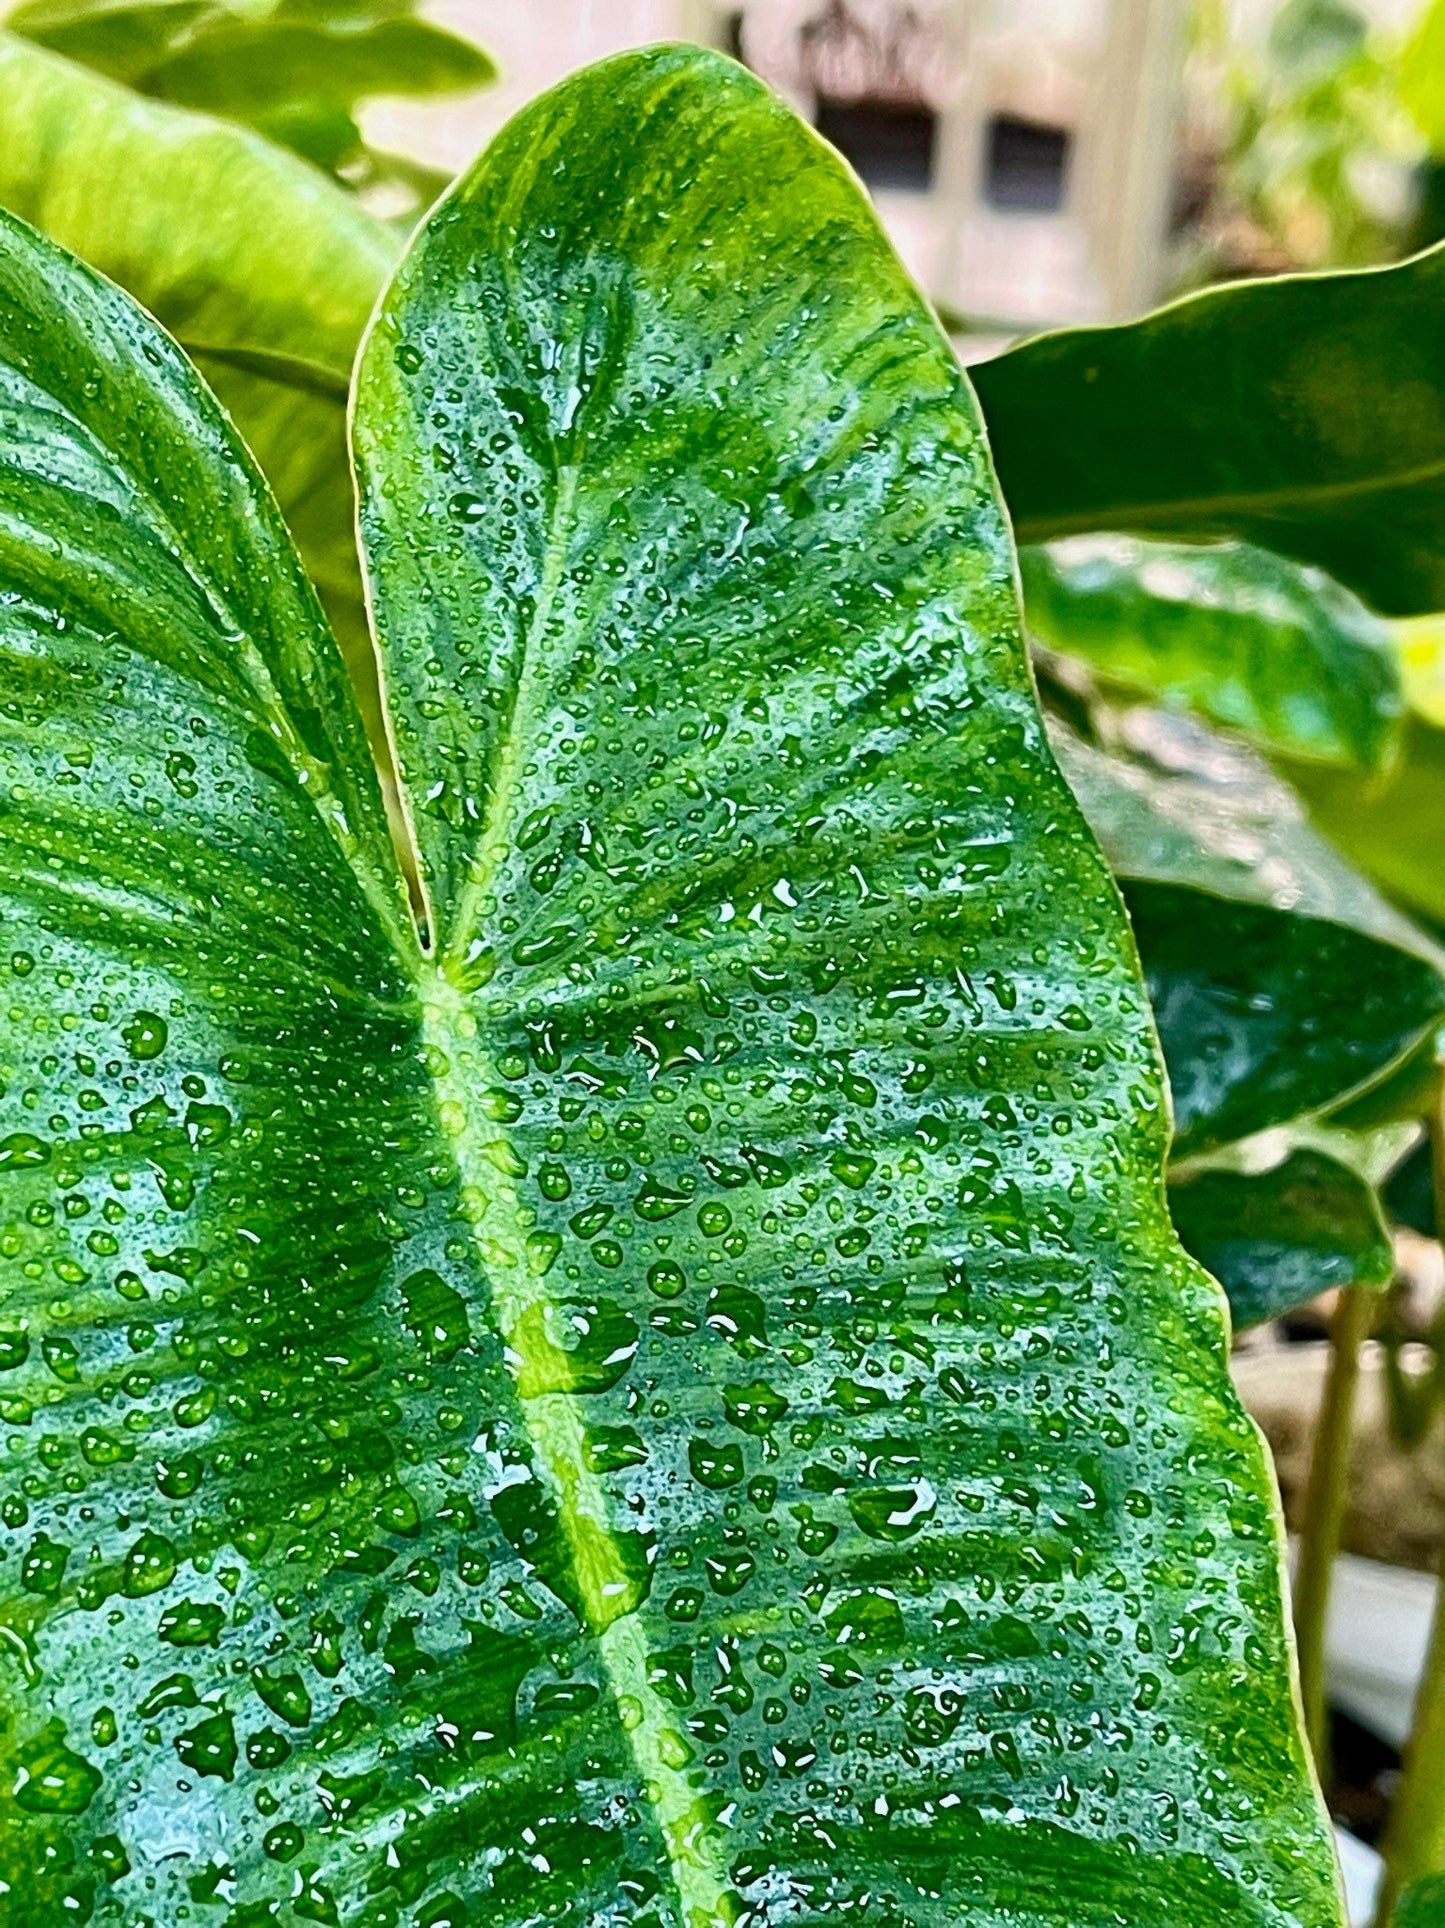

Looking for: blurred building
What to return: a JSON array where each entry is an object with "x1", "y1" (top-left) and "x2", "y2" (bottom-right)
[{"x1": 365, "y1": 0, "x2": 1189, "y2": 328}]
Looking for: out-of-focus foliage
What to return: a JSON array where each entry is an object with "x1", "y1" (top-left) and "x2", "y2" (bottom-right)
[
  {"x1": 1021, "y1": 536, "x2": 1401, "y2": 769},
  {"x1": 0, "y1": 32, "x2": 399, "y2": 755},
  {"x1": 974, "y1": 242, "x2": 1445, "y2": 617},
  {"x1": 5, "y1": 0, "x2": 492, "y2": 221},
  {"x1": 1188, "y1": 0, "x2": 1426, "y2": 278},
  {"x1": 1402, "y1": 0, "x2": 1445, "y2": 154},
  {"x1": 1169, "y1": 1148, "x2": 1394, "y2": 1330}
]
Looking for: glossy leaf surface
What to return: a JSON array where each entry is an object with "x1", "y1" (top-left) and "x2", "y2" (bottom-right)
[
  {"x1": 0, "y1": 49, "x2": 1340, "y2": 1928},
  {"x1": 0, "y1": 31, "x2": 397, "y2": 731},
  {"x1": 1020, "y1": 536, "x2": 1400, "y2": 769},
  {"x1": 1168, "y1": 1149, "x2": 1392, "y2": 1330},
  {"x1": 1050, "y1": 708, "x2": 1445, "y2": 1154},
  {"x1": 7, "y1": 0, "x2": 492, "y2": 192},
  {"x1": 973, "y1": 246, "x2": 1445, "y2": 616}
]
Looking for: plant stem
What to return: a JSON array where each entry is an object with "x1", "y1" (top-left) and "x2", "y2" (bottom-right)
[
  {"x1": 1373, "y1": 1081, "x2": 1445, "y2": 1928},
  {"x1": 1293, "y1": 1281, "x2": 1374, "y2": 1776},
  {"x1": 1375, "y1": 1535, "x2": 1445, "y2": 1926}
]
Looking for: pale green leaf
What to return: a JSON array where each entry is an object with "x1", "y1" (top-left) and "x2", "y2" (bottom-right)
[
  {"x1": 6, "y1": 0, "x2": 494, "y2": 182},
  {"x1": 0, "y1": 30, "x2": 398, "y2": 737}
]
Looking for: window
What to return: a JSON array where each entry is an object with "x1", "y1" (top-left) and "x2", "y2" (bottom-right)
[
  {"x1": 815, "y1": 96, "x2": 938, "y2": 192},
  {"x1": 984, "y1": 115, "x2": 1071, "y2": 212}
]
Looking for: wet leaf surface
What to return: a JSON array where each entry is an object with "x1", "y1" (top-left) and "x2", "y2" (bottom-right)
[{"x1": 0, "y1": 49, "x2": 1340, "y2": 1928}]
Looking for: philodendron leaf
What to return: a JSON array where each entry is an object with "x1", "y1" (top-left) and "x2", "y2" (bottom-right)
[
  {"x1": 1020, "y1": 536, "x2": 1401, "y2": 770},
  {"x1": 1168, "y1": 1149, "x2": 1393, "y2": 1330},
  {"x1": 1049, "y1": 706, "x2": 1445, "y2": 1156},
  {"x1": 0, "y1": 48, "x2": 1341, "y2": 1928},
  {"x1": 8, "y1": 0, "x2": 494, "y2": 190},
  {"x1": 972, "y1": 244, "x2": 1445, "y2": 616},
  {"x1": 0, "y1": 31, "x2": 398, "y2": 737}
]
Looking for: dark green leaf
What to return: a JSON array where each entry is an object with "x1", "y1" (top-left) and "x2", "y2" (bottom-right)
[
  {"x1": 973, "y1": 245, "x2": 1445, "y2": 615},
  {"x1": 1384, "y1": 1134, "x2": 1438, "y2": 1237},
  {"x1": 0, "y1": 47, "x2": 1339, "y2": 1928},
  {"x1": 1051, "y1": 708, "x2": 1445, "y2": 1153},
  {"x1": 1169, "y1": 1149, "x2": 1393, "y2": 1329},
  {"x1": 1399, "y1": 1873, "x2": 1445, "y2": 1928},
  {"x1": 1325, "y1": 1026, "x2": 1443, "y2": 1130},
  {"x1": 1020, "y1": 536, "x2": 1400, "y2": 768}
]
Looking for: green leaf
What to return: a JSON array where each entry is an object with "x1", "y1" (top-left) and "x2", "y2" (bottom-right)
[
  {"x1": 1383, "y1": 1132, "x2": 1437, "y2": 1237},
  {"x1": 972, "y1": 245, "x2": 1445, "y2": 616},
  {"x1": 7, "y1": 0, "x2": 494, "y2": 180},
  {"x1": 1050, "y1": 707, "x2": 1445, "y2": 1154},
  {"x1": 0, "y1": 29, "x2": 397, "y2": 745},
  {"x1": 1399, "y1": 1873, "x2": 1445, "y2": 1928},
  {"x1": 1284, "y1": 713, "x2": 1445, "y2": 928},
  {"x1": 0, "y1": 47, "x2": 1340, "y2": 1928},
  {"x1": 1169, "y1": 1148, "x2": 1393, "y2": 1329},
  {"x1": 1403, "y1": 0, "x2": 1445, "y2": 152},
  {"x1": 1020, "y1": 536, "x2": 1401, "y2": 769},
  {"x1": 1324, "y1": 1025, "x2": 1444, "y2": 1130}
]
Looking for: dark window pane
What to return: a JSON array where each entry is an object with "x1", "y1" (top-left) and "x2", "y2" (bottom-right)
[
  {"x1": 985, "y1": 114, "x2": 1070, "y2": 211},
  {"x1": 815, "y1": 96, "x2": 937, "y2": 192}
]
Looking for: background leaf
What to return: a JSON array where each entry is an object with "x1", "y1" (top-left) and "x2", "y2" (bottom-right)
[
  {"x1": 1021, "y1": 535, "x2": 1401, "y2": 769},
  {"x1": 1048, "y1": 705, "x2": 1445, "y2": 1154},
  {"x1": 0, "y1": 30, "x2": 397, "y2": 746},
  {"x1": 1398, "y1": 1873, "x2": 1445, "y2": 1928},
  {"x1": 1169, "y1": 1147, "x2": 1393, "y2": 1329},
  {"x1": 972, "y1": 244, "x2": 1445, "y2": 616},
  {"x1": 1284, "y1": 713, "x2": 1445, "y2": 927},
  {"x1": 6, "y1": 0, "x2": 493, "y2": 199}
]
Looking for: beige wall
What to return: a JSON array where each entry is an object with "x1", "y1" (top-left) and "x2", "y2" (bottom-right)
[{"x1": 362, "y1": 0, "x2": 718, "y2": 176}]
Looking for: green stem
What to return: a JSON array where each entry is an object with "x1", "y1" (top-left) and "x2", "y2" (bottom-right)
[
  {"x1": 1375, "y1": 1534, "x2": 1445, "y2": 1926},
  {"x1": 1293, "y1": 1281, "x2": 1375, "y2": 1776},
  {"x1": 1373, "y1": 1081, "x2": 1445, "y2": 1928}
]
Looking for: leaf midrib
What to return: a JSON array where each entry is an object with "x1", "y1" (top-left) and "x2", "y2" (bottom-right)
[
  {"x1": 418, "y1": 972, "x2": 737, "y2": 1923},
  {"x1": 437, "y1": 462, "x2": 580, "y2": 968},
  {"x1": 1012, "y1": 448, "x2": 1445, "y2": 541}
]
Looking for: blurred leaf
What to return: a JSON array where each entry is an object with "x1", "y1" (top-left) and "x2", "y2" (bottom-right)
[
  {"x1": 7, "y1": 0, "x2": 493, "y2": 190},
  {"x1": 1050, "y1": 707, "x2": 1445, "y2": 1154},
  {"x1": 1021, "y1": 535, "x2": 1400, "y2": 769},
  {"x1": 1284, "y1": 713, "x2": 1445, "y2": 927},
  {"x1": 1325, "y1": 1024, "x2": 1443, "y2": 1129},
  {"x1": 1396, "y1": 612, "x2": 1445, "y2": 727},
  {"x1": 1169, "y1": 1148, "x2": 1392, "y2": 1329},
  {"x1": 0, "y1": 31, "x2": 397, "y2": 742},
  {"x1": 973, "y1": 245, "x2": 1445, "y2": 616},
  {"x1": 1398, "y1": 1873, "x2": 1445, "y2": 1928},
  {"x1": 1384, "y1": 1132, "x2": 1437, "y2": 1237},
  {"x1": 1268, "y1": 0, "x2": 1366, "y2": 81},
  {"x1": 1402, "y1": 0, "x2": 1445, "y2": 152}
]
